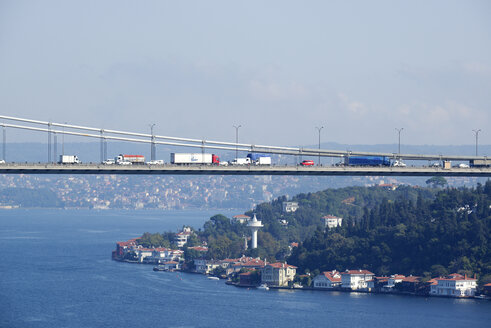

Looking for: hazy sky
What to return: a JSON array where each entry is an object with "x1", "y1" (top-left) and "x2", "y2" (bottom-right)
[{"x1": 0, "y1": 0, "x2": 490, "y2": 147}]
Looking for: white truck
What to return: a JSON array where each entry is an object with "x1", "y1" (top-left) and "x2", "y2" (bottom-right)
[
  {"x1": 147, "y1": 160, "x2": 165, "y2": 165},
  {"x1": 255, "y1": 157, "x2": 271, "y2": 165},
  {"x1": 229, "y1": 158, "x2": 251, "y2": 165},
  {"x1": 115, "y1": 154, "x2": 145, "y2": 165},
  {"x1": 58, "y1": 155, "x2": 81, "y2": 164},
  {"x1": 247, "y1": 153, "x2": 272, "y2": 165},
  {"x1": 170, "y1": 153, "x2": 220, "y2": 165}
]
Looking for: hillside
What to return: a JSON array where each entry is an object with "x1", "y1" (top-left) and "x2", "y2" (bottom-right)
[{"x1": 286, "y1": 181, "x2": 491, "y2": 283}]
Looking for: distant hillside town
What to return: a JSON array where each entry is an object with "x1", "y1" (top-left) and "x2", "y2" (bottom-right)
[{"x1": 0, "y1": 173, "x2": 484, "y2": 210}]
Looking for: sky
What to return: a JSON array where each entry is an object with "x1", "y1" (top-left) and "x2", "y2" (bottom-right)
[{"x1": 0, "y1": 0, "x2": 490, "y2": 148}]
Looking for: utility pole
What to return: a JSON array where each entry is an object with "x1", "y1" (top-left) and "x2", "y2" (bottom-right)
[
  {"x1": 62, "y1": 123, "x2": 66, "y2": 156},
  {"x1": 100, "y1": 129, "x2": 104, "y2": 163},
  {"x1": 53, "y1": 132, "x2": 57, "y2": 163},
  {"x1": 149, "y1": 124, "x2": 156, "y2": 161},
  {"x1": 315, "y1": 126, "x2": 324, "y2": 165},
  {"x1": 473, "y1": 129, "x2": 481, "y2": 156},
  {"x1": 47, "y1": 122, "x2": 52, "y2": 163},
  {"x1": 2, "y1": 125, "x2": 6, "y2": 161},
  {"x1": 395, "y1": 128, "x2": 403, "y2": 158},
  {"x1": 233, "y1": 124, "x2": 241, "y2": 160}
]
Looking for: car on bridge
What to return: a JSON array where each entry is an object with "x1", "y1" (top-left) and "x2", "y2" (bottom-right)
[{"x1": 300, "y1": 160, "x2": 314, "y2": 166}]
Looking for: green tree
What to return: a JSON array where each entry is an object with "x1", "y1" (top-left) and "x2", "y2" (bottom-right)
[{"x1": 426, "y1": 176, "x2": 448, "y2": 188}]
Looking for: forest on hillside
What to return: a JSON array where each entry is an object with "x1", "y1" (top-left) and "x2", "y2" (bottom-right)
[{"x1": 288, "y1": 181, "x2": 491, "y2": 284}]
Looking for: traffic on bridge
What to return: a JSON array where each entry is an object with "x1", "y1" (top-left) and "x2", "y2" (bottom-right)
[{"x1": 0, "y1": 115, "x2": 489, "y2": 177}]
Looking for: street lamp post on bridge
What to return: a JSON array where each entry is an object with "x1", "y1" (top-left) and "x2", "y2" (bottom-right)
[
  {"x1": 395, "y1": 128, "x2": 404, "y2": 158},
  {"x1": 473, "y1": 129, "x2": 481, "y2": 156},
  {"x1": 2, "y1": 125, "x2": 5, "y2": 161},
  {"x1": 149, "y1": 124, "x2": 156, "y2": 161},
  {"x1": 315, "y1": 126, "x2": 324, "y2": 165},
  {"x1": 233, "y1": 124, "x2": 241, "y2": 160}
]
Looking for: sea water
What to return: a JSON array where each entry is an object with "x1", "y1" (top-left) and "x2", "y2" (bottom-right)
[{"x1": 1, "y1": 209, "x2": 490, "y2": 328}]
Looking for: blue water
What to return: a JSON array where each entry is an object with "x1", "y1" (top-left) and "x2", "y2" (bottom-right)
[{"x1": 1, "y1": 209, "x2": 490, "y2": 328}]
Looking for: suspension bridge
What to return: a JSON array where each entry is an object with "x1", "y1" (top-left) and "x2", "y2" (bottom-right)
[{"x1": 0, "y1": 115, "x2": 489, "y2": 177}]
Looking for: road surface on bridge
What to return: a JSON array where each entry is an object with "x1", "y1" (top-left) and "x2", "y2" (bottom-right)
[{"x1": 1, "y1": 163, "x2": 490, "y2": 177}]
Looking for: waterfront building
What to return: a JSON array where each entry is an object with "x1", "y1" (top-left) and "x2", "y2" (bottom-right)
[
  {"x1": 282, "y1": 201, "x2": 299, "y2": 213},
  {"x1": 238, "y1": 271, "x2": 257, "y2": 286},
  {"x1": 482, "y1": 283, "x2": 491, "y2": 296},
  {"x1": 247, "y1": 214, "x2": 263, "y2": 249},
  {"x1": 313, "y1": 270, "x2": 342, "y2": 289},
  {"x1": 341, "y1": 269, "x2": 375, "y2": 290},
  {"x1": 194, "y1": 259, "x2": 222, "y2": 274},
  {"x1": 399, "y1": 276, "x2": 422, "y2": 293},
  {"x1": 112, "y1": 238, "x2": 138, "y2": 259},
  {"x1": 430, "y1": 273, "x2": 477, "y2": 297},
  {"x1": 322, "y1": 215, "x2": 343, "y2": 229},
  {"x1": 136, "y1": 248, "x2": 154, "y2": 263},
  {"x1": 366, "y1": 276, "x2": 388, "y2": 291},
  {"x1": 260, "y1": 262, "x2": 297, "y2": 287},
  {"x1": 380, "y1": 274, "x2": 405, "y2": 292},
  {"x1": 162, "y1": 261, "x2": 180, "y2": 271},
  {"x1": 231, "y1": 258, "x2": 265, "y2": 274}
]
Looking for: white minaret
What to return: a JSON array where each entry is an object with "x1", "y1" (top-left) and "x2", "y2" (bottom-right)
[{"x1": 247, "y1": 214, "x2": 263, "y2": 249}]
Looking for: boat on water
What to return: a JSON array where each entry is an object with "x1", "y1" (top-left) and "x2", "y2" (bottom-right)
[
  {"x1": 257, "y1": 284, "x2": 269, "y2": 290},
  {"x1": 207, "y1": 276, "x2": 220, "y2": 280},
  {"x1": 153, "y1": 266, "x2": 167, "y2": 272}
]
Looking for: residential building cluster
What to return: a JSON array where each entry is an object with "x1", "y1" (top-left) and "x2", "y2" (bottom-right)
[
  {"x1": 312, "y1": 269, "x2": 478, "y2": 298},
  {"x1": 112, "y1": 232, "x2": 480, "y2": 298}
]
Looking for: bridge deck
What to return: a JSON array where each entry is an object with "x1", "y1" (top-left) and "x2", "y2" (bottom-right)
[{"x1": 0, "y1": 164, "x2": 490, "y2": 177}]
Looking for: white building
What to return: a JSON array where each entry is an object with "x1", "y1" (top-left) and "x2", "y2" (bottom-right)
[
  {"x1": 322, "y1": 215, "x2": 343, "y2": 229},
  {"x1": 282, "y1": 201, "x2": 299, "y2": 213},
  {"x1": 341, "y1": 269, "x2": 375, "y2": 290},
  {"x1": 175, "y1": 227, "x2": 193, "y2": 248},
  {"x1": 313, "y1": 270, "x2": 342, "y2": 289},
  {"x1": 261, "y1": 262, "x2": 297, "y2": 287},
  {"x1": 194, "y1": 259, "x2": 221, "y2": 274},
  {"x1": 430, "y1": 273, "x2": 477, "y2": 297},
  {"x1": 135, "y1": 248, "x2": 154, "y2": 263}
]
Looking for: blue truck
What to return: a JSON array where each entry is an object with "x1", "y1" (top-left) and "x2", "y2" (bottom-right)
[
  {"x1": 344, "y1": 156, "x2": 391, "y2": 166},
  {"x1": 246, "y1": 153, "x2": 272, "y2": 165}
]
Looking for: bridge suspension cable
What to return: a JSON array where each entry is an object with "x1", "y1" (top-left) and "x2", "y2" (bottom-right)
[{"x1": 0, "y1": 115, "x2": 488, "y2": 162}]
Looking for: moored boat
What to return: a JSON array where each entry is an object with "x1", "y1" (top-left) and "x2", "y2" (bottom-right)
[{"x1": 257, "y1": 283, "x2": 269, "y2": 290}]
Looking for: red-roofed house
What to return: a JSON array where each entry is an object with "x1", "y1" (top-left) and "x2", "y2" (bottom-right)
[
  {"x1": 430, "y1": 274, "x2": 477, "y2": 297},
  {"x1": 313, "y1": 270, "x2": 342, "y2": 289},
  {"x1": 188, "y1": 246, "x2": 208, "y2": 252},
  {"x1": 482, "y1": 283, "x2": 491, "y2": 296},
  {"x1": 381, "y1": 274, "x2": 406, "y2": 292},
  {"x1": 341, "y1": 269, "x2": 375, "y2": 290},
  {"x1": 233, "y1": 214, "x2": 251, "y2": 224},
  {"x1": 261, "y1": 262, "x2": 297, "y2": 287},
  {"x1": 163, "y1": 260, "x2": 180, "y2": 271},
  {"x1": 397, "y1": 275, "x2": 423, "y2": 293}
]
